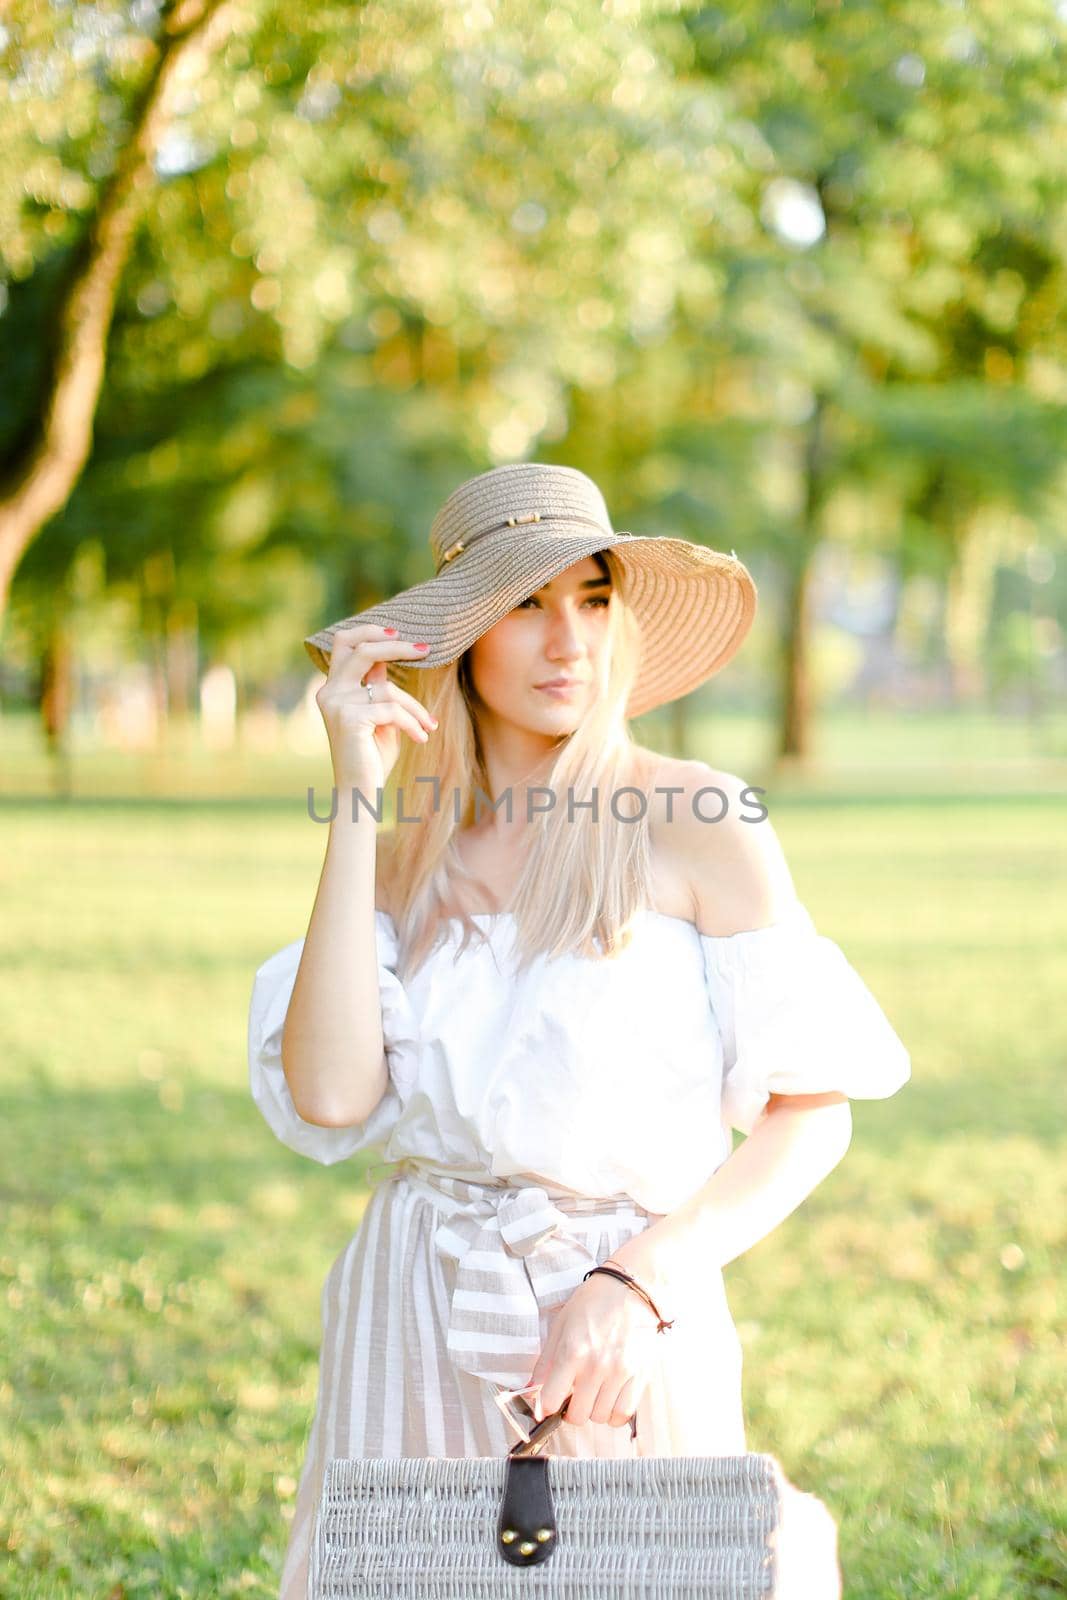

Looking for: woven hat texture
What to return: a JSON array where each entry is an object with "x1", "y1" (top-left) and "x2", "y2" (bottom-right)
[{"x1": 304, "y1": 462, "x2": 757, "y2": 719}]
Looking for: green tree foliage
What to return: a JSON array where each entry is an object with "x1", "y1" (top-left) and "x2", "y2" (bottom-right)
[{"x1": 1, "y1": 0, "x2": 1065, "y2": 762}]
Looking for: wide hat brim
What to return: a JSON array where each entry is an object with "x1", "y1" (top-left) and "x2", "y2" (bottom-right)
[{"x1": 304, "y1": 523, "x2": 757, "y2": 720}]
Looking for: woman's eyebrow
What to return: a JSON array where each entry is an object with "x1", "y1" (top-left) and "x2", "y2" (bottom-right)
[{"x1": 538, "y1": 576, "x2": 613, "y2": 594}]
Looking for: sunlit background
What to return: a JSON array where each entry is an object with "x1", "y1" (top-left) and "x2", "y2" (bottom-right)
[{"x1": 0, "y1": 3, "x2": 1063, "y2": 1596}]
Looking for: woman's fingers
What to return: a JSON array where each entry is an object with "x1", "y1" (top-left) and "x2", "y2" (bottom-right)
[
  {"x1": 353, "y1": 698, "x2": 430, "y2": 745},
  {"x1": 533, "y1": 1372, "x2": 641, "y2": 1431},
  {"x1": 326, "y1": 624, "x2": 429, "y2": 689},
  {"x1": 377, "y1": 678, "x2": 439, "y2": 736},
  {"x1": 557, "y1": 1366, "x2": 602, "y2": 1430},
  {"x1": 605, "y1": 1374, "x2": 642, "y2": 1429},
  {"x1": 567, "y1": 1372, "x2": 642, "y2": 1431},
  {"x1": 333, "y1": 680, "x2": 434, "y2": 743},
  {"x1": 316, "y1": 625, "x2": 437, "y2": 745}
]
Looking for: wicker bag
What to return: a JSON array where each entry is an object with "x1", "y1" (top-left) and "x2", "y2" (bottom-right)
[{"x1": 308, "y1": 1395, "x2": 808, "y2": 1598}]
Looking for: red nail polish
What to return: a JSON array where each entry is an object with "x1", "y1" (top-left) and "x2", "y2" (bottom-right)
[
  {"x1": 383, "y1": 627, "x2": 397, "y2": 635},
  {"x1": 413, "y1": 641, "x2": 429, "y2": 650}
]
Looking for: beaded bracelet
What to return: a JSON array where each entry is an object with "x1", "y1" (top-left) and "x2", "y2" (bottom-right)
[{"x1": 581, "y1": 1259, "x2": 675, "y2": 1333}]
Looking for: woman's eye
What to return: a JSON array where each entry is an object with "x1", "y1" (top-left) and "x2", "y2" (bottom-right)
[{"x1": 514, "y1": 595, "x2": 610, "y2": 611}]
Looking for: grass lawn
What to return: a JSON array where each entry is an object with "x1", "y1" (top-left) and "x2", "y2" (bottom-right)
[{"x1": 0, "y1": 720, "x2": 1063, "y2": 1596}]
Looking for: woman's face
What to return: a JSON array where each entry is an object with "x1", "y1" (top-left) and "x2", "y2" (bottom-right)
[{"x1": 466, "y1": 555, "x2": 614, "y2": 735}]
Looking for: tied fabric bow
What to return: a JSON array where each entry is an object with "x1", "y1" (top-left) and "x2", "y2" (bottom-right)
[{"x1": 431, "y1": 1183, "x2": 602, "y2": 1389}]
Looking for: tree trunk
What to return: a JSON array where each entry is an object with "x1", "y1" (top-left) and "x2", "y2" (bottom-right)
[
  {"x1": 166, "y1": 597, "x2": 199, "y2": 721},
  {"x1": 943, "y1": 516, "x2": 996, "y2": 705},
  {"x1": 40, "y1": 617, "x2": 74, "y2": 798},
  {"x1": 139, "y1": 549, "x2": 174, "y2": 742},
  {"x1": 0, "y1": 0, "x2": 232, "y2": 630},
  {"x1": 777, "y1": 545, "x2": 817, "y2": 762},
  {"x1": 776, "y1": 395, "x2": 829, "y2": 766},
  {"x1": 149, "y1": 626, "x2": 169, "y2": 742}
]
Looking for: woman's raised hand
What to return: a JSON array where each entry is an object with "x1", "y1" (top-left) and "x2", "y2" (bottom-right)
[{"x1": 314, "y1": 624, "x2": 437, "y2": 792}]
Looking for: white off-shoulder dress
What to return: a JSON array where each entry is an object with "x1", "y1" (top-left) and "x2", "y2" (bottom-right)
[{"x1": 247, "y1": 903, "x2": 911, "y2": 1600}]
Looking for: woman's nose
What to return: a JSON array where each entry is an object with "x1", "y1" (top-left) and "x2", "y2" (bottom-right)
[{"x1": 546, "y1": 610, "x2": 584, "y2": 656}]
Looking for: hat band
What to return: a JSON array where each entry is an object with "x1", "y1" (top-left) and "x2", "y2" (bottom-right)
[{"x1": 435, "y1": 510, "x2": 613, "y2": 572}]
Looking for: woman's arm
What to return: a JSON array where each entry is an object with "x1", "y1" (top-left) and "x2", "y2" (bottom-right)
[
  {"x1": 612, "y1": 1090, "x2": 852, "y2": 1287},
  {"x1": 279, "y1": 622, "x2": 437, "y2": 1127},
  {"x1": 622, "y1": 762, "x2": 853, "y2": 1286},
  {"x1": 280, "y1": 815, "x2": 388, "y2": 1128}
]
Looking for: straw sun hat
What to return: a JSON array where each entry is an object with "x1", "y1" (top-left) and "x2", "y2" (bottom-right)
[{"x1": 304, "y1": 462, "x2": 757, "y2": 719}]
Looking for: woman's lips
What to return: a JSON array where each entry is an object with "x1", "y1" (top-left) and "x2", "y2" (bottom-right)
[{"x1": 535, "y1": 681, "x2": 581, "y2": 697}]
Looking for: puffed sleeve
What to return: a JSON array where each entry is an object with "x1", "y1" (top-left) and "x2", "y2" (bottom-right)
[
  {"x1": 247, "y1": 909, "x2": 420, "y2": 1165},
  {"x1": 701, "y1": 900, "x2": 911, "y2": 1137}
]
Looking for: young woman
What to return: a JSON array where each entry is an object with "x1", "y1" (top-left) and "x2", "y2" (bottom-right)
[{"x1": 248, "y1": 462, "x2": 911, "y2": 1598}]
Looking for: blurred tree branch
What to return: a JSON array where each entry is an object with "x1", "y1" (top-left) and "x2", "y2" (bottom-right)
[{"x1": 0, "y1": 0, "x2": 232, "y2": 627}]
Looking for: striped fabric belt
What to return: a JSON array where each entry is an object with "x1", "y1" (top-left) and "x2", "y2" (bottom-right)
[{"x1": 385, "y1": 1156, "x2": 654, "y2": 1389}]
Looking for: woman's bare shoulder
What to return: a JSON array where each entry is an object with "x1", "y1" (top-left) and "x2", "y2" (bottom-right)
[
  {"x1": 639, "y1": 752, "x2": 796, "y2": 935},
  {"x1": 626, "y1": 748, "x2": 704, "y2": 921},
  {"x1": 634, "y1": 749, "x2": 749, "y2": 833}
]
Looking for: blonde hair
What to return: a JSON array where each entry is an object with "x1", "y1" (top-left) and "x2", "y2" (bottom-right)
[{"x1": 379, "y1": 548, "x2": 659, "y2": 983}]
